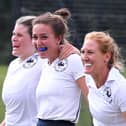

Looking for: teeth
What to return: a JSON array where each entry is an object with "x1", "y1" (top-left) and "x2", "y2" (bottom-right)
[{"x1": 85, "y1": 63, "x2": 92, "y2": 67}]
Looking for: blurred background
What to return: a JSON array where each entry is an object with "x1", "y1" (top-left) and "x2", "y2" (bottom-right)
[
  {"x1": 1, "y1": 0, "x2": 126, "y2": 65},
  {"x1": 0, "y1": 0, "x2": 126, "y2": 125}
]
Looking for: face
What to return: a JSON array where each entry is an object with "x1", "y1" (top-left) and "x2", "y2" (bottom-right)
[
  {"x1": 11, "y1": 24, "x2": 34, "y2": 59},
  {"x1": 32, "y1": 24, "x2": 61, "y2": 60},
  {"x1": 81, "y1": 39, "x2": 110, "y2": 77}
]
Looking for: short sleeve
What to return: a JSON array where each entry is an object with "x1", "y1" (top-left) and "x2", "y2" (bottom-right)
[
  {"x1": 67, "y1": 54, "x2": 85, "y2": 80},
  {"x1": 115, "y1": 82, "x2": 126, "y2": 112}
]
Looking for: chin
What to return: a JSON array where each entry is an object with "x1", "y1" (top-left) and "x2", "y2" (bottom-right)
[
  {"x1": 40, "y1": 55, "x2": 47, "y2": 59},
  {"x1": 84, "y1": 71, "x2": 89, "y2": 74},
  {"x1": 84, "y1": 69, "x2": 91, "y2": 74},
  {"x1": 12, "y1": 51, "x2": 19, "y2": 57}
]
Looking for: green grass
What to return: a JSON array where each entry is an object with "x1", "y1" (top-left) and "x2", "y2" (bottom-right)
[
  {"x1": 77, "y1": 100, "x2": 92, "y2": 126},
  {"x1": 0, "y1": 65, "x2": 7, "y2": 122}
]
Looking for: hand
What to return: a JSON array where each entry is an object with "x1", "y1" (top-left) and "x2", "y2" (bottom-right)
[
  {"x1": 59, "y1": 42, "x2": 80, "y2": 60},
  {"x1": 0, "y1": 120, "x2": 5, "y2": 126},
  {"x1": 122, "y1": 111, "x2": 126, "y2": 120}
]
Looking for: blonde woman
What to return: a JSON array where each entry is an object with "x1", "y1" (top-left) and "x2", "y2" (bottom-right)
[{"x1": 81, "y1": 31, "x2": 126, "y2": 126}]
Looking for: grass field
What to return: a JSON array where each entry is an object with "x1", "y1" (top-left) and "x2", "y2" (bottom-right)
[
  {"x1": 0, "y1": 65, "x2": 92, "y2": 126},
  {"x1": 0, "y1": 65, "x2": 7, "y2": 122}
]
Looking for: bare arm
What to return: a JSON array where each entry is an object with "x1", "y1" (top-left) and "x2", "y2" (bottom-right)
[
  {"x1": 59, "y1": 43, "x2": 80, "y2": 60},
  {"x1": 0, "y1": 120, "x2": 5, "y2": 126},
  {"x1": 122, "y1": 111, "x2": 126, "y2": 120},
  {"x1": 76, "y1": 76, "x2": 88, "y2": 101}
]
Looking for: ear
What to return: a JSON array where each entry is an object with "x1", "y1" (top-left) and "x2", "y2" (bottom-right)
[
  {"x1": 104, "y1": 52, "x2": 111, "y2": 63},
  {"x1": 56, "y1": 35, "x2": 62, "y2": 45}
]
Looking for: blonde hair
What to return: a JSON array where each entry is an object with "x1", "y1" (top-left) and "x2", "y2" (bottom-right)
[
  {"x1": 84, "y1": 31, "x2": 124, "y2": 71},
  {"x1": 16, "y1": 15, "x2": 36, "y2": 38}
]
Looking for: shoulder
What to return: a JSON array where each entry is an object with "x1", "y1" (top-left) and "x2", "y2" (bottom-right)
[
  {"x1": 67, "y1": 53, "x2": 81, "y2": 61},
  {"x1": 9, "y1": 58, "x2": 19, "y2": 66},
  {"x1": 108, "y1": 67, "x2": 126, "y2": 85},
  {"x1": 68, "y1": 54, "x2": 82, "y2": 65},
  {"x1": 110, "y1": 69, "x2": 126, "y2": 103}
]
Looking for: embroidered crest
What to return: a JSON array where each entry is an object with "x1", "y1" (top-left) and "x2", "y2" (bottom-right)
[
  {"x1": 103, "y1": 86, "x2": 112, "y2": 103},
  {"x1": 23, "y1": 55, "x2": 38, "y2": 68},
  {"x1": 54, "y1": 59, "x2": 68, "y2": 72}
]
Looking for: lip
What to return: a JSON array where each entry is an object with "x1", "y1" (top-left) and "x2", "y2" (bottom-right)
[
  {"x1": 12, "y1": 45, "x2": 20, "y2": 50},
  {"x1": 13, "y1": 45, "x2": 19, "y2": 48}
]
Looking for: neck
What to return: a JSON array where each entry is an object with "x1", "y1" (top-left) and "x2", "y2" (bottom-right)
[
  {"x1": 19, "y1": 50, "x2": 36, "y2": 62},
  {"x1": 93, "y1": 67, "x2": 109, "y2": 88},
  {"x1": 48, "y1": 50, "x2": 60, "y2": 64}
]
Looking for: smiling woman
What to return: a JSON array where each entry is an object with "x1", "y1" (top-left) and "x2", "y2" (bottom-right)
[
  {"x1": 32, "y1": 8, "x2": 88, "y2": 126},
  {"x1": 81, "y1": 31, "x2": 126, "y2": 126}
]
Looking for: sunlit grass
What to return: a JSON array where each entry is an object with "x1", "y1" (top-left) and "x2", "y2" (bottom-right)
[{"x1": 0, "y1": 65, "x2": 7, "y2": 122}]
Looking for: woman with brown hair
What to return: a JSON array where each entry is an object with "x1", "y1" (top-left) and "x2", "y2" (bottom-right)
[{"x1": 32, "y1": 8, "x2": 88, "y2": 126}]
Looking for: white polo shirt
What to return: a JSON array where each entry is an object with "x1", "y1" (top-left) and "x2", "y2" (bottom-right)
[
  {"x1": 2, "y1": 53, "x2": 45, "y2": 126},
  {"x1": 88, "y1": 67, "x2": 126, "y2": 126},
  {"x1": 36, "y1": 54, "x2": 85, "y2": 123}
]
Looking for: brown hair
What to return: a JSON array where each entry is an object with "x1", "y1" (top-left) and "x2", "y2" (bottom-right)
[{"x1": 32, "y1": 8, "x2": 71, "y2": 44}]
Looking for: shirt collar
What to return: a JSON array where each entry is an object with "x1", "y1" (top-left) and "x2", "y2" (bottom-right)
[{"x1": 105, "y1": 67, "x2": 119, "y2": 84}]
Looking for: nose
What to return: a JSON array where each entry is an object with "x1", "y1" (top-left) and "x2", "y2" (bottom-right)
[
  {"x1": 11, "y1": 34, "x2": 17, "y2": 43},
  {"x1": 81, "y1": 52, "x2": 89, "y2": 63},
  {"x1": 32, "y1": 38, "x2": 43, "y2": 49}
]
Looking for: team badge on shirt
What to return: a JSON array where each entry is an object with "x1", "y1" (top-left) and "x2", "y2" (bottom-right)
[
  {"x1": 103, "y1": 86, "x2": 112, "y2": 103},
  {"x1": 54, "y1": 59, "x2": 68, "y2": 72},
  {"x1": 23, "y1": 54, "x2": 38, "y2": 68}
]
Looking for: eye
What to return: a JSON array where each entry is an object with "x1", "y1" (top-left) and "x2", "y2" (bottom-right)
[
  {"x1": 12, "y1": 32, "x2": 23, "y2": 37},
  {"x1": 87, "y1": 51, "x2": 94, "y2": 54},
  {"x1": 32, "y1": 35, "x2": 38, "y2": 40},
  {"x1": 40, "y1": 35, "x2": 48, "y2": 40},
  {"x1": 80, "y1": 50, "x2": 85, "y2": 54}
]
